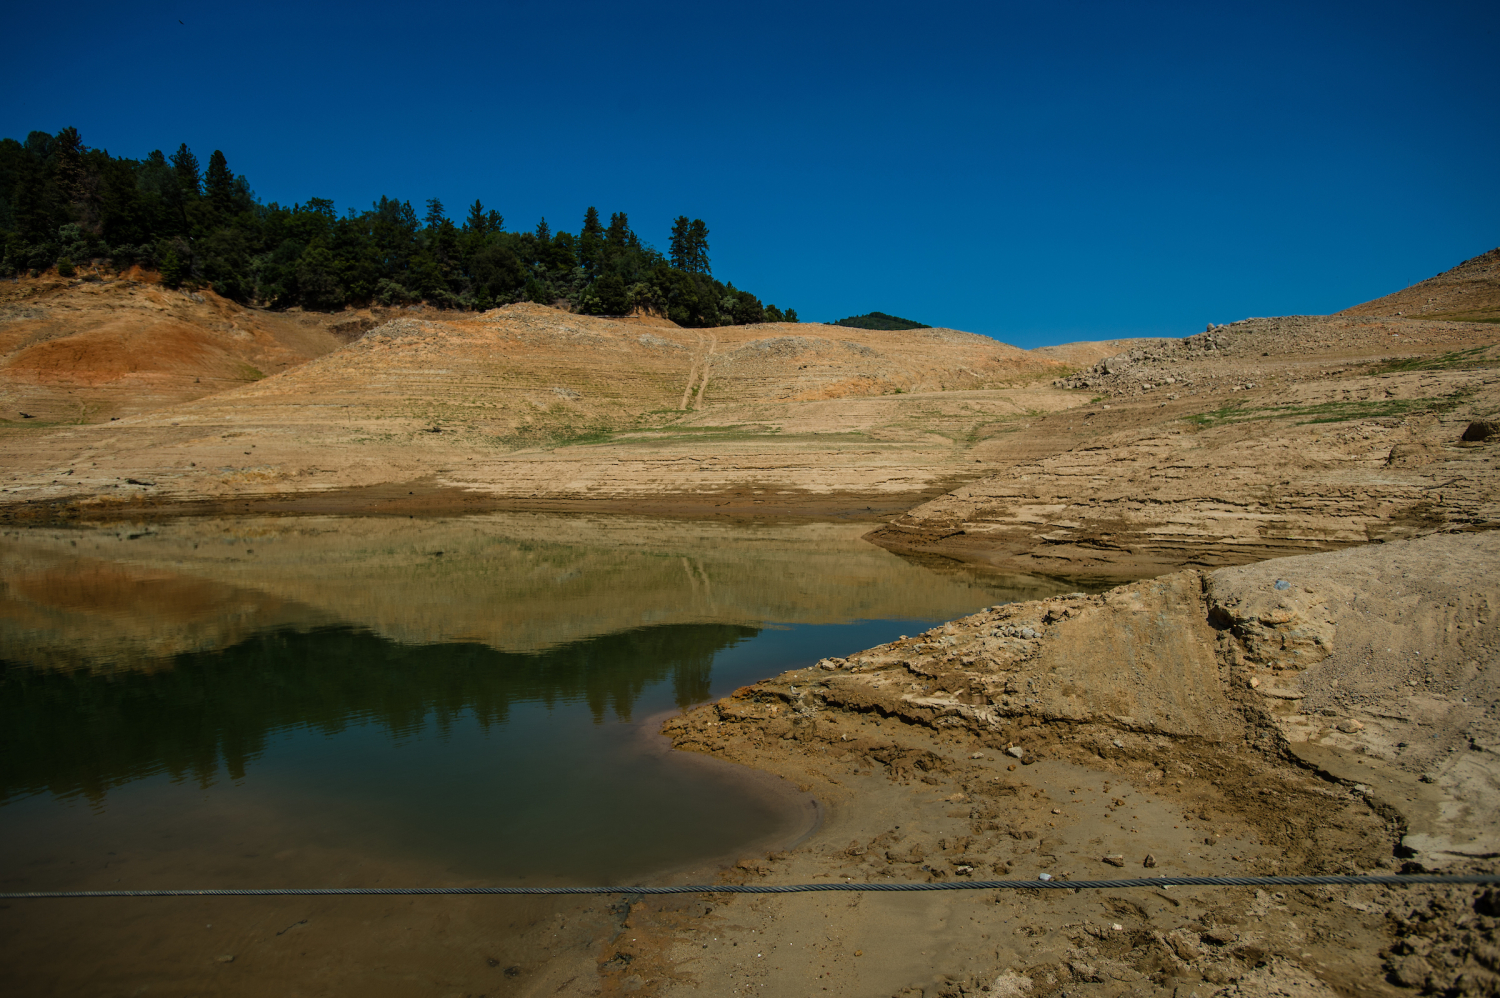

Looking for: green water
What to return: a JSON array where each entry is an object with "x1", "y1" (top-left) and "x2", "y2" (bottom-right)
[{"x1": 0, "y1": 513, "x2": 1079, "y2": 891}]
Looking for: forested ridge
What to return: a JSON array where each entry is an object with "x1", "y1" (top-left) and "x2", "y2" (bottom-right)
[
  {"x1": 0, "y1": 127, "x2": 797, "y2": 327},
  {"x1": 834, "y1": 311, "x2": 929, "y2": 330}
]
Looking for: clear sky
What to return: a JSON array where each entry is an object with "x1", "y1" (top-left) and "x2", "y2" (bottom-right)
[{"x1": 4, "y1": 0, "x2": 1496, "y2": 347}]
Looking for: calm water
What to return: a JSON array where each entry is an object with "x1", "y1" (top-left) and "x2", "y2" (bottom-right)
[{"x1": 0, "y1": 513, "x2": 1081, "y2": 892}]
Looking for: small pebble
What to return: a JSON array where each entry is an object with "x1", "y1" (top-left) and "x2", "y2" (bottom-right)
[
  {"x1": 1143, "y1": 854, "x2": 1158, "y2": 868},
  {"x1": 215, "y1": 954, "x2": 235, "y2": 964}
]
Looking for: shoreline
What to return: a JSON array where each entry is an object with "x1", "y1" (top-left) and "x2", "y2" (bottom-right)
[
  {"x1": 634, "y1": 530, "x2": 1500, "y2": 997},
  {"x1": 0, "y1": 482, "x2": 960, "y2": 527}
]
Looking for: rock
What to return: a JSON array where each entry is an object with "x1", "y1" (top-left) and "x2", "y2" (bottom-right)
[
  {"x1": 1006, "y1": 746, "x2": 1025, "y2": 759},
  {"x1": 1201, "y1": 927, "x2": 1239, "y2": 946},
  {"x1": 1336, "y1": 719, "x2": 1365, "y2": 733},
  {"x1": 215, "y1": 954, "x2": 235, "y2": 963},
  {"x1": 1101, "y1": 854, "x2": 1126, "y2": 867},
  {"x1": 991, "y1": 970, "x2": 1034, "y2": 998},
  {"x1": 1143, "y1": 853, "x2": 1158, "y2": 868},
  {"x1": 1165, "y1": 928, "x2": 1204, "y2": 960},
  {"x1": 1389, "y1": 954, "x2": 1434, "y2": 989}
]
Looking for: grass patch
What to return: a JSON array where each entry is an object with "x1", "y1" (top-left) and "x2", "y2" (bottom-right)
[
  {"x1": 627, "y1": 423, "x2": 782, "y2": 436},
  {"x1": 1187, "y1": 392, "x2": 1471, "y2": 428},
  {"x1": 1373, "y1": 346, "x2": 1499, "y2": 374},
  {"x1": 552, "y1": 428, "x2": 615, "y2": 447}
]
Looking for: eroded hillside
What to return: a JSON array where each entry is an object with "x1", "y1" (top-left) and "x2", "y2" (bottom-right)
[{"x1": 0, "y1": 301, "x2": 1075, "y2": 519}]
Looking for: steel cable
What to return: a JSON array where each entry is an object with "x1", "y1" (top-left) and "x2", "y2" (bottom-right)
[{"x1": 5, "y1": 873, "x2": 1498, "y2": 899}]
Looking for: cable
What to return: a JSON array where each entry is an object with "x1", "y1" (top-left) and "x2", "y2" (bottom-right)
[{"x1": 4, "y1": 873, "x2": 1497, "y2": 899}]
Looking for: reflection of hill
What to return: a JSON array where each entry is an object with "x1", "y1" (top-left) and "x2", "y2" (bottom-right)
[
  {"x1": 0, "y1": 546, "x2": 334, "y2": 671},
  {"x1": 0, "y1": 622, "x2": 755, "y2": 805},
  {"x1": 1, "y1": 515, "x2": 1066, "y2": 669}
]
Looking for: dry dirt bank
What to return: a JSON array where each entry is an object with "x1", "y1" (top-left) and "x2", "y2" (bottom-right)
[
  {"x1": 868, "y1": 314, "x2": 1500, "y2": 580},
  {"x1": 0, "y1": 302, "x2": 1079, "y2": 522},
  {"x1": 612, "y1": 531, "x2": 1500, "y2": 998},
  {"x1": 0, "y1": 269, "x2": 365, "y2": 423}
]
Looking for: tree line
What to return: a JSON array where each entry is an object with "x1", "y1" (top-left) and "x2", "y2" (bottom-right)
[{"x1": 0, "y1": 127, "x2": 797, "y2": 326}]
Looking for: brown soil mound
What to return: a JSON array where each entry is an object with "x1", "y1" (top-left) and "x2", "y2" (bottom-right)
[{"x1": 1339, "y1": 247, "x2": 1500, "y2": 322}]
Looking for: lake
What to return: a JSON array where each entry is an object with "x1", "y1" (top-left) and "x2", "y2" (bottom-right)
[{"x1": 0, "y1": 512, "x2": 1082, "y2": 994}]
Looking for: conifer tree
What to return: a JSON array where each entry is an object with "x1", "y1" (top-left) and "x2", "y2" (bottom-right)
[
  {"x1": 466, "y1": 199, "x2": 488, "y2": 235},
  {"x1": 204, "y1": 150, "x2": 235, "y2": 218},
  {"x1": 579, "y1": 206, "x2": 604, "y2": 275},
  {"x1": 606, "y1": 211, "x2": 632, "y2": 249},
  {"x1": 170, "y1": 144, "x2": 200, "y2": 196},
  {"x1": 687, "y1": 218, "x2": 710, "y2": 275},
  {"x1": 668, "y1": 215, "x2": 691, "y2": 271}
]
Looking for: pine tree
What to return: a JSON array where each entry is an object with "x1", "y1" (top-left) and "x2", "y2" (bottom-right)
[
  {"x1": 535, "y1": 217, "x2": 551, "y2": 242},
  {"x1": 606, "y1": 211, "x2": 632, "y2": 249},
  {"x1": 170, "y1": 144, "x2": 201, "y2": 196},
  {"x1": 669, "y1": 215, "x2": 691, "y2": 270},
  {"x1": 424, "y1": 198, "x2": 446, "y2": 228},
  {"x1": 579, "y1": 206, "x2": 604, "y2": 275},
  {"x1": 466, "y1": 199, "x2": 488, "y2": 236},
  {"x1": 204, "y1": 150, "x2": 235, "y2": 218},
  {"x1": 669, "y1": 216, "x2": 710, "y2": 274},
  {"x1": 52, "y1": 126, "x2": 86, "y2": 203},
  {"x1": 687, "y1": 218, "x2": 710, "y2": 275}
]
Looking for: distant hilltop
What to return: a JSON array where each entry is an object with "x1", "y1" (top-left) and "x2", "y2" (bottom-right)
[
  {"x1": 834, "y1": 311, "x2": 930, "y2": 330},
  {"x1": 0, "y1": 126, "x2": 796, "y2": 328}
]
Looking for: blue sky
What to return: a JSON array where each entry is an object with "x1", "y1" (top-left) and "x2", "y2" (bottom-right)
[{"x1": 4, "y1": 0, "x2": 1496, "y2": 346}]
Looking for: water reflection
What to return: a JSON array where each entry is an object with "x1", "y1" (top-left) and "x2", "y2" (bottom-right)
[
  {"x1": 0, "y1": 622, "x2": 756, "y2": 806},
  {"x1": 0, "y1": 513, "x2": 1081, "y2": 890}
]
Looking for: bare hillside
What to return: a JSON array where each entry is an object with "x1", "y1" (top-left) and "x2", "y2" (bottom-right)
[
  {"x1": 0, "y1": 303, "x2": 1075, "y2": 520},
  {"x1": 0, "y1": 270, "x2": 359, "y2": 424},
  {"x1": 1339, "y1": 246, "x2": 1500, "y2": 322}
]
